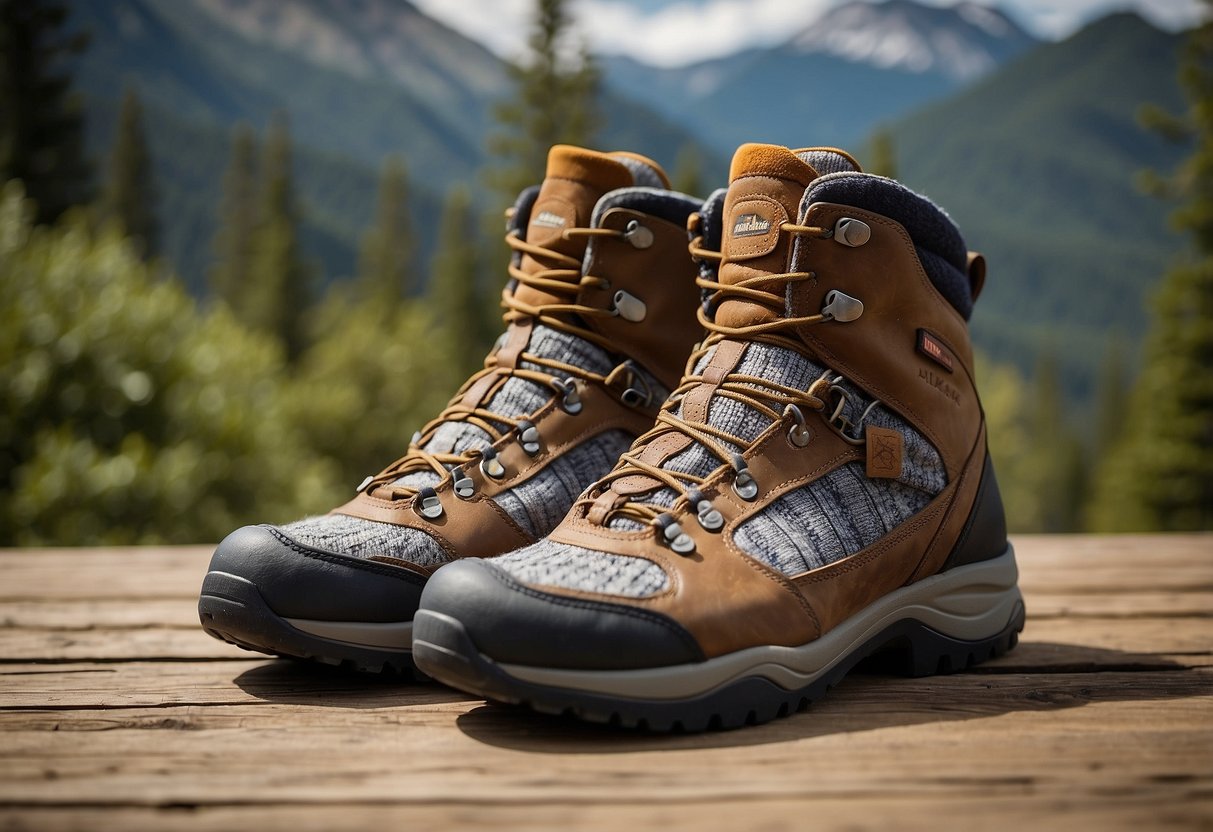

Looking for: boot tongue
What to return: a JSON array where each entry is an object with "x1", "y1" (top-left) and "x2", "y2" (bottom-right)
[
  {"x1": 514, "y1": 145, "x2": 667, "y2": 309},
  {"x1": 715, "y1": 144, "x2": 860, "y2": 329}
]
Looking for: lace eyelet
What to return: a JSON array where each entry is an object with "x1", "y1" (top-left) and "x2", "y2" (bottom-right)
[
  {"x1": 517, "y1": 420, "x2": 541, "y2": 455},
  {"x1": 415, "y1": 486, "x2": 444, "y2": 519},
  {"x1": 654, "y1": 512, "x2": 695, "y2": 555},
  {"x1": 551, "y1": 377, "x2": 582, "y2": 414},
  {"x1": 686, "y1": 489, "x2": 723, "y2": 531},
  {"x1": 783, "y1": 404, "x2": 813, "y2": 448},
  {"x1": 624, "y1": 219, "x2": 653, "y2": 249},
  {"x1": 612, "y1": 290, "x2": 646, "y2": 322},
  {"x1": 452, "y1": 467, "x2": 475, "y2": 498},
  {"x1": 731, "y1": 454, "x2": 759, "y2": 501},
  {"x1": 479, "y1": 447, "x2": 506, "y2": 479}
]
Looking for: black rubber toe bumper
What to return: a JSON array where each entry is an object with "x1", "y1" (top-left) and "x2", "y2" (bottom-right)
[
  {"x1": 415, "y1": 558, "x2": 705, "y2": 670},
  {"x1": 197, "y1": 525, "x2": 427, "y2": 674}
]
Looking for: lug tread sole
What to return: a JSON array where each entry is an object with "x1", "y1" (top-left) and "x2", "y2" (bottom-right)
[
  {"x1": 413, "y1": 601, "x2": 1026, "y2": 733},
  {"x1": 198, "y1": 571, "x2": 422, "y2": 679}
]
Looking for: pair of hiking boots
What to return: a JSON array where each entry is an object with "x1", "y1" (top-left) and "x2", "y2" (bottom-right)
[{"x1": 199, "y1": 142, "x2": 1024, "y2": 732}]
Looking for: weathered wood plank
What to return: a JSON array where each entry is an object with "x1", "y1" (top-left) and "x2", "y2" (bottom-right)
[
  {"x1": 1, "y1": 616, "x2": 1208, "y2": 669},
  {"x1": 1, "y1": 797, "x2": 1210, "y2": 832},
  {"x1": 0, "y1": 599, "x2": 200, "y2": 630},
  {"x1": 0, "y1": 674, "x2": 1208, "y2": 806},
  {"x1": 2, "y1": 535, "x2": 1209, "y2": 601}
]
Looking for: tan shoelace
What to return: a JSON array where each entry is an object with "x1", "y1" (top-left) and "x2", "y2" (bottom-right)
[
  {"x1": 580, "y1": 222, "x2": 838, "y2": 528},
  {"x1": 363, "y1": 225, "x2": 640, "y2": 501}
]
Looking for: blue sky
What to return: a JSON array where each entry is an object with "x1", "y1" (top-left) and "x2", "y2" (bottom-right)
[{"x1": 411, "y1": 0, "x2": 1203, "y2": 66}]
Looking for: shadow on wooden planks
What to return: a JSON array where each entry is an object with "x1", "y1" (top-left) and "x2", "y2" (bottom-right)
[{"x1": 227, "y1": 640, "x2": 1208, "y2": 750}]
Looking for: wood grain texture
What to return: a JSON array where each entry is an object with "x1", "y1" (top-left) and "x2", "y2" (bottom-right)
[{"x1": 0, "y1": 534, "x2": 1210, "y2": 832}]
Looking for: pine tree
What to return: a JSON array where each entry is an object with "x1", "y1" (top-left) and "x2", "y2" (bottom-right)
[
  {"x1": 867, "y1": 129, "x2": 898, "y2": 179},
  {"x1": 357, "y1": 155, "x2": 414, "y2": 310},
  {"x1": 0, "y1": 0, "x2": 91, "y2": 225},
  {"x1": 430, "y1": 185, "x2": 491, "y2": 376},
  {"x1": 99, "y1": 87, "x2": 158, "y2": 255},
  {"x1": 1023, "y1": 352, "x2": 1086, "y2": 532},
  {"x1": 1090, "y1": 19, "x2": 1213, "y2": 531},
  {"x1": 487, "y1": 0, "x2": 600, "y2": 201},
  {"x1": 1093, "y1": 335, "x2": 1129, "y2": 455},
  {"x1": 209, "y1": 124, "x2": 258, "y2": 309},
  {"x1": 244, "y1": 116, "x2": 312, "y2": 362}
]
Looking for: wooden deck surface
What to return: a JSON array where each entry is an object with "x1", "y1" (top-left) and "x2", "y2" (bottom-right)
[{"x1": 1, "y1": 534, "x2": 1210, "y2": 831}]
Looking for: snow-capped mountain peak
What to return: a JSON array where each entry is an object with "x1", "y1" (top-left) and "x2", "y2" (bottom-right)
[{"x1": 790, "y1": 0, "x2": 1036, "y2": 81}]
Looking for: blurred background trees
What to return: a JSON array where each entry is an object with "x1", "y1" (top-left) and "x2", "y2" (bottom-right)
[{"x1": 0, "y1": 0, "x2": 1208, "y2": 543}]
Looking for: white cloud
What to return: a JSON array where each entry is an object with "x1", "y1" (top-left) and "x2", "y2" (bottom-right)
[
  {"x1": 575, "y1": 0, "x2": 834, "y2": 66},
  {"x1": 410, "y1": 0, "x2": 1208, "y2": 67}
]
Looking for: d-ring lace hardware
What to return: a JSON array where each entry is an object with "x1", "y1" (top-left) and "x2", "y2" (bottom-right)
[
  {"x1": 451, "y1": 466, "x2": 475, "y2": 498},
  {"x1": 479, "y1": 447, "x2": 507, "y2": 479},
  {"x1": 516, "y1": 420, "x2": 541, "y2": 455},
  {"x1": 731, "y1": 454, "x2": 759, "y2": 501},
  {"x1": 415, "y1": 486, "x2": 444, "y2": 519},
  {"x1": 607, "y1": 359, "x2": 653, "y2": 409},
  {"x1": 551, "y1": 377, "x2": 582, "y2": 414},
  {"x1": 824, "y1": 381, "x2": 883, "y2": 445},
  {"x1": 783, "y1": 404, "x2": 813, "y2": 447},
  {"x1": 686, "y1": 488, "x2": 723, "y2": 531},
  {"x1": 654, "y1": 512, "x2": 696, "y2": 555}
]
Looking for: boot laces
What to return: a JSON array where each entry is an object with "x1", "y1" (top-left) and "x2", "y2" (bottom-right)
[
  {"x1": 361, "y1": 224, "x2": 641, "y2": 501},
  {"x1": 579, "y1": 221, "x2": 841, "y2": 527}
]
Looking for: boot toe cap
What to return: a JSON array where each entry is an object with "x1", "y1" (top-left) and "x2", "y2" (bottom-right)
[
  {"x1": 416, "y1": 557, "x2": 704, "y2": 670},
  {"x1": 205, "y1": 524, "x2": 427, "y2": 622}
]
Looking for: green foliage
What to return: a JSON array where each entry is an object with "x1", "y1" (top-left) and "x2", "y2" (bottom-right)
[
  {"x1": 1089, "y1": 18, "x2": 1213, "y2": 531},
  {"x1": 357, "y1": 155, "x2": 415, "y2": 306},
  {"x1": 241, "y1": 116, "x2": 313, "y2": 362},
  {"x1": 209, "y1": 123, "x2": 258, "y2": 306},
  {"x1": 488, "y1": 0, "x2": 600, "y2": 202},
  {"x1": 0, "y1": 182, "x2": 334, "y2": 545},
  {"x1": 977, "y1": 353, "x2": 1087, "y2": 533},
  {"x1": 98, "y1": 87, "x2": 158, "y2": 255},
  {"x1": 429, "y1": 185, "x2": 497, "y2": 377},
  {"x1": 0, "y1": 0, "x2": 91, "y2": 225},
  {"x1": 287, "y1": 289, "x2": 454, "y2": 494}
]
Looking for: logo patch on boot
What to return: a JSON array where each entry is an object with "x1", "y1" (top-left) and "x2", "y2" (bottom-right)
[
  {"x1": 732, "y1": 213, "x2": 771, "y2": 238},
  {"x1": 865, "y1": 426, "x2": 903, "y2": 479},
  {"x1": 726, "y1": 196, "x2": 786, "y2": 259},
  {"x1": 916, "y1": 329, "x2": 954, "y2": 372},
  {"x1": 532, "y1": 210, "x2": 567, "y2": 230}
]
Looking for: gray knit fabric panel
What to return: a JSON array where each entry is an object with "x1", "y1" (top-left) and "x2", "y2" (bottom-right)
[
  {"x1": 283, "y1": 324, "x2": 660, "y2": 565},
  {"x1": 493, "y1": 540, "x2": 670, "y2": 597},
  {"x1": 733, "y1": 462, "x2": 933, "y2": 575},
  {"x1": 493, "y1": 340, "x2": 946, "y2": 597},
  {"x1": 493, "y1": 429, "x2": 634, "y2": 537},
  {"x1": 281, "y1": 513, "x2": 454, "y2": 568}
]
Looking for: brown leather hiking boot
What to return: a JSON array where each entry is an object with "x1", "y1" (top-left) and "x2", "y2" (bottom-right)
[
  {"x1": 413, "y1": 143, "x2": 1024, "y2": 729},
  {"x1": 198, "y1": 145, "x2": 708, "y2": 673}
]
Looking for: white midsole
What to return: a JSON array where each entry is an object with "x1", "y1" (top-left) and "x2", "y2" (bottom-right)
[
  {"x1": 283, "y1": 617, "x2": 413, "y2": 651},
  {"x1": 499, "y1": 546, "x2": 1022, "y2": 700}
]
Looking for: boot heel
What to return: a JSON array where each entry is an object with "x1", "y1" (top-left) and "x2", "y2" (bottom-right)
[{"x1": 875, "y1": 602, "x2": 1025, "y2": 677}]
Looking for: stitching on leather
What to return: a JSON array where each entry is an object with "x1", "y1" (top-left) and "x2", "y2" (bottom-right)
[
  {"x1": 265, "y1": 526, "x2": 429, "y2": 586},
  {"x1": 485, "y1": 563, "x2": 706, "y2": 660},
  {"x1": 797, "y1": 490, "x2": 947, "y2": 585}
]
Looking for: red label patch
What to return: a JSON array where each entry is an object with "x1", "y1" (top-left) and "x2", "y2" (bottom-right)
[{"x1": 917, "y1": 329, "x2": 954, "y2": 372}]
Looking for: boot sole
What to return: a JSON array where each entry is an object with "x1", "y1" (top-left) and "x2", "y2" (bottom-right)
[
  {"x1": 413, "y1": 546, "x2": 1024, "y2": 731},
  {"x1": 198, "y1": 570, "x2": 420, "y2": 676}
]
